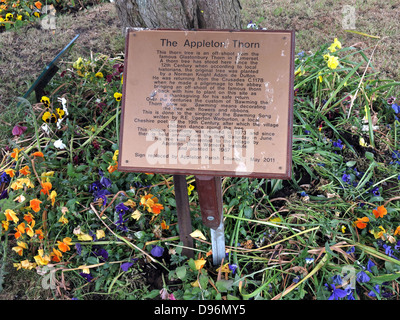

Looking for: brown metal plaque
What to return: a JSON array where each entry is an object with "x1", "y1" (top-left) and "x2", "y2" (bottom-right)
[{"x1": 118, "y1": 29, "x2": 294, "y2": 179}]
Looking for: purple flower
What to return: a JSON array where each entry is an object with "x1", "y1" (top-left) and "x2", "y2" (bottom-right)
[
  {"x1": 93, "y1": 248, "x2": 109, "y2": 261},
  {"x1": 333, "y1": 139, "x2": 344, "y2": 149},
  {"x1": 325, "y1": 283, "x2": 347, "y2": 300},
  {"x1": 75, "y1": 243, "x2": 82, "y2": 255},
  {"x1": 368, "y1": 284, "x2": 380, "y2": 297},
  {"x1": 115, "y1": 202, "x2": 129, "y2": 214},
  {"x1": 342, "y1": 173, "x2": 351, "y2": 184},
  {"x1": 229, "y1": 264, "x2": 238, "y2": 275},
  {"x1": 12, "y1": 124, "x2": 27, "y2": 136},
  {"x1": 0, "y1": 189, "x2": 8, "y2": 200},
  {"x1": 366, "y1": 259, "x2": 375, "y2": 272},
  {"x1": 356, "y1": 271, "x2": 370, "y2": 283},
  {"x1": 121, "y1": 262, "x2": 134, "y2": 272},
  {"x1": 150, "y1": 245, "x2": 164, "y2": 257},
  {"x1": 80, "y1": 272, "x2": 94, "y2": 282}
]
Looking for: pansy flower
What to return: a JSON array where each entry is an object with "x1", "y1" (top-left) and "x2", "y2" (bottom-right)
[
  {"x1": 19, "y1": 165, "x2": 31, "y2": 176},
  {"x1": 373, "y1": 205, "x2": 387, "y2": 219},
  {"x1": 12, "y1": 241, "x2": 28, "y2": 256},
  {"x1": 57, "y1": 237, "x2": 72, "y2": 252},
  {"x1": 30, "y1": 199, "x2": 42, "y2": 213},
  {"x1": 355, "y1": 216, "x2": 369, "y2": 229},
  {"x1": 40, "y1": 96, "x2": 50, "y2": 108},
  {"x1": 114, "y1": 92, "x2": 122, "y2": 102}
]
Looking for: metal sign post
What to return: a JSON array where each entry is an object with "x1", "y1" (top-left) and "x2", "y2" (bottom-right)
[
  {"x1": 22, "y1": 34, "x2": 80, "y2": 102},
  {"x1": 195, "y1": 176, "x2": 225, "y2": 265}
]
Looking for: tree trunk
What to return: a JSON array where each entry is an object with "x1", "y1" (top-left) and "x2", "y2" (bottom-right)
[{"x1": 114, "y1": 0, "x2": 242, "y2": 34}]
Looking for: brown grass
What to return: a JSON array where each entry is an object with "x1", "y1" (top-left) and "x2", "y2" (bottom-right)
[
  {"x1": 0, "y1": 2, "x2": 123, "y2": 110},
  {"x1": 241, "y1": 0, "x2": 400, "y2": 83}
]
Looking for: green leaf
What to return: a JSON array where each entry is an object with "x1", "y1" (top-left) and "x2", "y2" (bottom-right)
[
  {"x1": 370, "y1": 272, "x2": 400, "y2": 284},
  {"x1": 243, "y1": 206, "x2": 253, "y2": 219},
  {"x1": 143, "y1": 289, "x2": 160, "y2": 299},
  {"x1": 346, "y1": 160, "x2": 357, "y2": 167},
  {"x1": 167, "y1": 197, "x2": 176, "y2": 207},
  {"x1": 199, "y1": 274, "x2": 209, "y2": 289},
  {"x1": 216, "y1": 280, "x2": 233, "y2": 292},
  {"x1": 176, "y1": 266, "x2": 187, "y2": 280}
]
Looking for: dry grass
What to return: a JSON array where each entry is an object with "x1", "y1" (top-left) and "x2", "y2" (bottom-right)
[
  {"x1": 241, "y1": 0, "x2": 400, "y2": 84},
  {"x1": 0, "y1": 2, "x2": 123, "y2": 110}
]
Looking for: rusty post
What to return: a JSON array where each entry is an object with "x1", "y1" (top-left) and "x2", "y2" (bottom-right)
[
  {"x1": 195, "y1": 175, "x2": 225, "y2": 265},
  {"x1": 173, "y1": 175, "x2": 194, "y2": 258}
]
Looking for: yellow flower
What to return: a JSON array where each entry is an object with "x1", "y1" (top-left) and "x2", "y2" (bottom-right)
[
  {"x1": 16, "y1": 14, "x2": 22, "y2": 20},
  {"x1": 328, "y1": 38, "x2": 342, "y2": 52},
  {"x1": 131, "y1": 209, "x2": 141, "y2": 221},
  {"x1": 190, "y1": 229, "x2": 207, "y2": 240},
  {"x1": 370, "y1": 226, "x2": 386, "y2": 239},
  {"x1": 194, "y1": 258, "x2": 206, "y2": 270},
  {"x1": 295, "y1": 66, "x2": 305, "y2": 76},
  {"x1": 112, "y1": 150, "x2": 119, "y2": 161},
  {"x1": 77, "y1": 233, "x2": 93, "y2": 241},
  {"x1": 34, "y1": 249, "x2": 51, "y2": 266},
  {"x1": 42, "y1": 111, "x2": 58, "y2": 123},
  {"x1": 49, "y1": 190, "x2": 57, "y2": 206},
  {"x1": 95, "y1": 72, "x2": 103, "y2": 78},
  {"x1": 40, "y1": 96, "x2": 50, "y2": 107},
  {"x1": 12, "y1": 241, "x2": 28, "y2": 256},
  {"x1": 323, "y1": 54, "x2": 339, "y2": 70},
  {"x1": 41, "y1": 171, "x2": 54, "y2": 182},
  {"x1": 73, "y1": 57, "x2": 84, "y2": 70},
  {"x1": 1, "y1": 220, "x2": 9, "y2": 231},
  {"x1": 341, "y1": 225, "x2": 346, "y2": 233},
  {"x1": 58, "y1": 214, "x2": 68, "y2": 224},
  {"x1": 217, "y1": 263, "x2": 231, "y2": 273},
  {"x1": 318, "y1": 71, "x2": 323, "y2": 83},
  {"x1": 5, "y1": 209, "x2": 19, "y2": 223},
  {"x1": 10, "y1": 148, "x2": 23, "y2": 161},
  {"x1": 96, "y1": 229, "x2": 105, "y2": 239},
  {"x1": 114, "y1": 92, "x2": 122, "y2": 102},
  {"x1": 187, "y1": 184, "x2": 195, "y2": 195},
  {"x1": 14, "y1": 260, "x2": 36, "y2": 270}
]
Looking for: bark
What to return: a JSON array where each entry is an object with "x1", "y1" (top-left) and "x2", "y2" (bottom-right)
[{"x1": 114, "y1": 0, "x2": 242, "y2": 34}]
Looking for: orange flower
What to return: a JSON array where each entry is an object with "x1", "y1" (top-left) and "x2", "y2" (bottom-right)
[
  {"x1": 32, "y1": 151, "x2": 44, "y2": 158},
  {"x1": 161, "y1": 220, "x2": 169, "y2": 230},
  {"x1": 5, "y1": 168, "x2": 15, "y2": 178},
  {"x1": 57, "y1": 237, "x2": 72, "y2": 252},
  {"x1": 19, "y1": 165, "x2": 31, "y2": 176},
  {"x1": 40, "y1": 181, "x2": 52, "y2": 195},
  {"x1": 50, "y1": 248, "x2": 62, "y2": 262},
  {"x1": 5, "y1": 209, "x2": 19, "y2": 223},
  {"x1": 24, "y1": 213, "x2": 34, "y2": 224},
  {"x1": 34, "y1": 1, "x2": 42, "y2": 9},
  {"x1": 107, "y1": 162, "x2": 118, "y2": 173},
  {"x1": 14, "y1": 222, "x2": 26, "y2": 239},
  {"x1": 395, "y1": 226, "x2": 400, "y2": 236},
  {"x1": 10, "y1": 148, "x2": 23, "y2": 161},
  {"x1": 355, "y1": 217, "x2": 369, "y2": 229},
  {"x1": 152, "y1": 203, "x2": 164, "y2": 215},
  {"x1": 35, "y1": 229, "x2": 44, "y2": 240},
  {"x1": 373, "y1": 205, "x2": 387, "y2": 219},
  {"x1": 30, "y1": 199, "x2": 42, "y2": 213}
]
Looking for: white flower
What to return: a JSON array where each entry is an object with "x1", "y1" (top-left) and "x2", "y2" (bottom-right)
[
  {"x1": 41, "y1": 123, "x2": 50, "y2": 134},
  {"x1": 54, "y1": 139, "x2": 67, "y2": 149}
]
